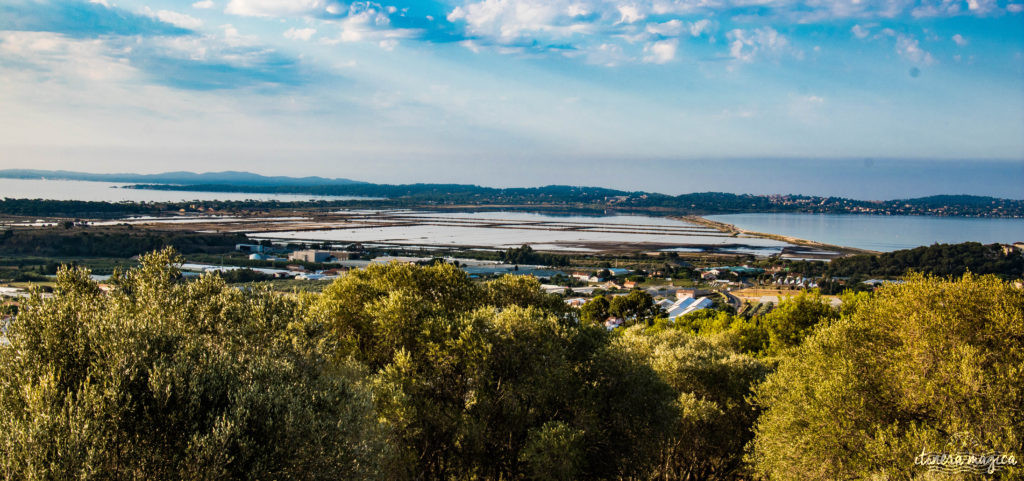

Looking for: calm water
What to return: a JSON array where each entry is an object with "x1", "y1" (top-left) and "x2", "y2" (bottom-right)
[
  {"x1": 0, "y1": 178, "x2": 368, "y2": 202},
  {"x1": 706, "y1": 213, "x2": 1024, "y2": 252}
]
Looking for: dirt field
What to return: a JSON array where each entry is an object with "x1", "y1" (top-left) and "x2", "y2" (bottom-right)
[{"x1": 731, "y1": 287, "x2": 841, "y2": 306}]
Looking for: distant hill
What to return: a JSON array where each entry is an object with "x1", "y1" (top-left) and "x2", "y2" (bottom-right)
[
  {"x1": 1, "y1": 169, "x2": 1021, "y2": 217},
  {"x1": 123, "y1": 183, "x2": 1023, "y2": 217},
  {"x1": 0, "y1": 169, "x2": 365, "y2": 186}
]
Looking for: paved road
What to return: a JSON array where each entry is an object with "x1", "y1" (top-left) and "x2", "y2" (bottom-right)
[{"x1": 722, "y1": 290, "x2": 743, "y2": 312}]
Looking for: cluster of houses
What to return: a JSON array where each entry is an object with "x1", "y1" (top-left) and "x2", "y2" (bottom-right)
[
  {"x1": 570, "y1": 268, "x2": 631, "y2": 283},
  {"x1": 699, "y1": 266, "x2": 765, "y2": 281},
  {"x1": 601, "y1": 294, "x2": 714, "y2": 330},
  {"x1": 772, "y1": 276, "x2": 819, "y2": 288},
  {"x1": 571, "y1": 288, "x2": 717, "y2": 331}
]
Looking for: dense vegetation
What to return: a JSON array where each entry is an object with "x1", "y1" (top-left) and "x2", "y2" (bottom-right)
[
  {"x1": 2, "y1": 250, "x2": 1022, "y2": 480},
  {"x1": 0, "y1": 251, "x2": 388, "y2": 479},
  {"x1": 498, "y1": 244, "x2": 570, "y2": 266},
  {"x1": 127, "y1": 183, "x2": 1024, "y2": 217},
  {"x1": 3, "y1": 191, "x2": 1021, "y2": 221},
  {"x1": 826, "y1": 242, "x2": 1024, "y2": 279},
  {"x1": 0, "y1": 199, "x2": 160, "y2": 218},
  {"x1": 766, "y1": 242, "x2": 1024, "y2": 283},
  {"x1": 0, "y1": 227, "x2": 246, "y2": 257},
  {"x1": 750, "y1": 274, "x2": 1024, "y2": 480}
]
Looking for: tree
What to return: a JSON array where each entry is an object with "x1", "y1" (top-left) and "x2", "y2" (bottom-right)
[
  {"x1": 749, "y1": 273, "x2": 1024, "y2": 481},
  {"x1": 309, "y1": 262, "x2": 678, "y2": 480},
  {"x1": 616, "y1": 327, "x2": 771, "y2": 480},
  {"x1": 760, "y1": 289, "x2": 839, "y2": 354},
  {"x1": 483, "y1": 274, "x2": 567, "y2": 314},
  {"x1": 608, "y1": 290, "x2": 662, "y2": 326},
  {"x1": 0, "y1": 248, "x2": 390, "y2": 480},
  {"x1": 518, "y1": 421, "x2": 585, "y2": 481},
  {"x1": 580, "y1": 295, "x2": 611, "y2": 325}
]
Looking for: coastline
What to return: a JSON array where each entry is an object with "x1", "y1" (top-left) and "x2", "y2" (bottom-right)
[{"x1": 681, "y1": 215, "x2": 880, "y2": 256}]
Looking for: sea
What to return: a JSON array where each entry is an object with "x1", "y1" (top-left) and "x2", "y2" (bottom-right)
[{"x1": 706, "y1": 213, "x2": 1024, "y2": 252}]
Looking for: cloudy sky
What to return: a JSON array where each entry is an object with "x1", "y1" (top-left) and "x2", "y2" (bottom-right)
[{"x1": 0, "y1": 0, "x2": 1022, "y2": 195}]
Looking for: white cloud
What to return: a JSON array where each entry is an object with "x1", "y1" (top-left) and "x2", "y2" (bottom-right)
[
  {"x1": 322, "y1": 3, "x2": 416, "y2": 48},
  {"x1": 1009, "y1": 3, "x2": 1023, "y2": 13},
  {"x1": 727, "y1": 27, "x2": 788, "y2": 62},
  {"x1": 688, "y1": 19, "x2": 711, "y2": 37},
  {"x1": 895, "y1": 34, "x2": 934, "y2": 64},
  {"x1": 192, "y1": 0, "x2": 215, "y2": 9},
  {"x1": 150, "y1": 9, "x2": 205, "y2": 29},
  {"x1": 224, "y1": 0, "x2": 329, "y2": 17},
  {"x1": 459, "y1": 39, "x2": 482, "y2": 53},
  {"x1": 911, "y1": 1, "x2": 962, "y2": 18},
  {"x1": 645, "y1": 19, "x2": 682, "y2": 36},
  {"x1": 951, "y1": 33, "x2": 968, "y2": 46},
  {"x1": 967, "y1": 0, "x2": 997, "y2": 13},
  {"x1": 447, "y1": 0, "x2": 584, "y2": 42},
  {"x1": 439, "y1": 0, "x2": 1019, "y2": 66},
  {"x1": 284, "y1": 27, "x2": 317, "y2": 41},
  {"x1": 616, "y1": 4, "x2": 644, "y2": 24},
  {"x1": 642, "y1": 38, "x2": 677, "y2": 63},
  {"x1": 567, "y1": 3, "x2": 590, "y2": 16},
  {"x1": 0, "y1": 31, "x2": 136, "y2": 82}
]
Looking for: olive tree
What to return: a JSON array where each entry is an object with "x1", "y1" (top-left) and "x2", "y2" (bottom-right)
[
  {"x1": 0, "y1": 248, "x2": 390, "y2": 480},
  {"x1": 749, "y1": 274, "x2": 1024, "y2": 481},
  {"x1": 616, "y1": 327, "x2": 771, "y2": 480},
  {"x1": 310, "y1": 264, "x2": 678, "y2": 480}
]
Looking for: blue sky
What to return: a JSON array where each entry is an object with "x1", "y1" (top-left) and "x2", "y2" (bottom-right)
[{"x1": 0, "y1": 0, "x2": 1022, "y2": 196}]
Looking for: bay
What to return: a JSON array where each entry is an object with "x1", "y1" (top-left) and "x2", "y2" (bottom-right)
[{"x1": 706, "y1": 213, "x2": 1024, "y2": 252}]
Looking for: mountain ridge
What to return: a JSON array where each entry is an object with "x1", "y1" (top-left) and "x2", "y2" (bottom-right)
[{"x1": 0, "y1": 169, "x2": 365, "y2": 186}]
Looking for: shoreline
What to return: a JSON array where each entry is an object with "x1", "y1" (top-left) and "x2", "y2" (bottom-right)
[{"x1": 681, "y1": 215, "x2": 879, "y2": 256}]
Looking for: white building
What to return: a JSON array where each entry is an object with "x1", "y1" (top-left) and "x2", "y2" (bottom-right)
[{"x1": 665, "y1": 296, "x2": 714, "y2": 320}]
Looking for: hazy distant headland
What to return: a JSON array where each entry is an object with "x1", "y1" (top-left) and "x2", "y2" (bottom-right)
[
  {"x1": 0, "y1": 169, "x2": 365, "y2": 187},
  {"x1": 1, "y1": 169, "x2": 1022, "y2": 218}
]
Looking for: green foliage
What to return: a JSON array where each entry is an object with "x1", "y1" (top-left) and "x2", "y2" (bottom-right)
[
  {"x1": 0, "y1": 226, "x2": 245, "y2": 257},
  {"x1": 580, "y1": 295, "x2": 611, "y2": 325},
  {"x1": 750, "y1": 273, "x2": 1024, "y2": 481},
  {"x1": 117, "y1": 183, "x2": 1024, "y2": 217},
  {"x1": 608, "y1": 289, "x2": 663, "y2": 326},
  {"x1": 0, "y1": 248, "x2": 389, "y2": 480},
  {"x1": 9, "y1": 248, "x2": 1020, "y2": 481},
  {"x1": 616, "y1": 327, "x2": 772, "y2": 480},
  {"x1": 827, "y1": 242, "x2": 1024, "y2": 279},
  {"x1": 213, "y1": 268, "x2": 275, "y2": 283},
  {"x1": 498, "y1": 245, "x2": 570, "y2": 267},
  {"x1": 518, "y1": 421, "x2": 585, "y2": 481},
  {"x1": 483, "y1": 274, "x2": 568, "y2": 314},
  {"x1": 760, "y1": 290, "x2": 839, "y2": 354},
  {"x1": 671, "y1": 291, "x2": 840, "y2": 357},
  {"x1": 0, "y1": 199, "x2": 161, "y2": 218},
  {"x1": 309, "y1": 263, "x2": 679, "y2": 479}
]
